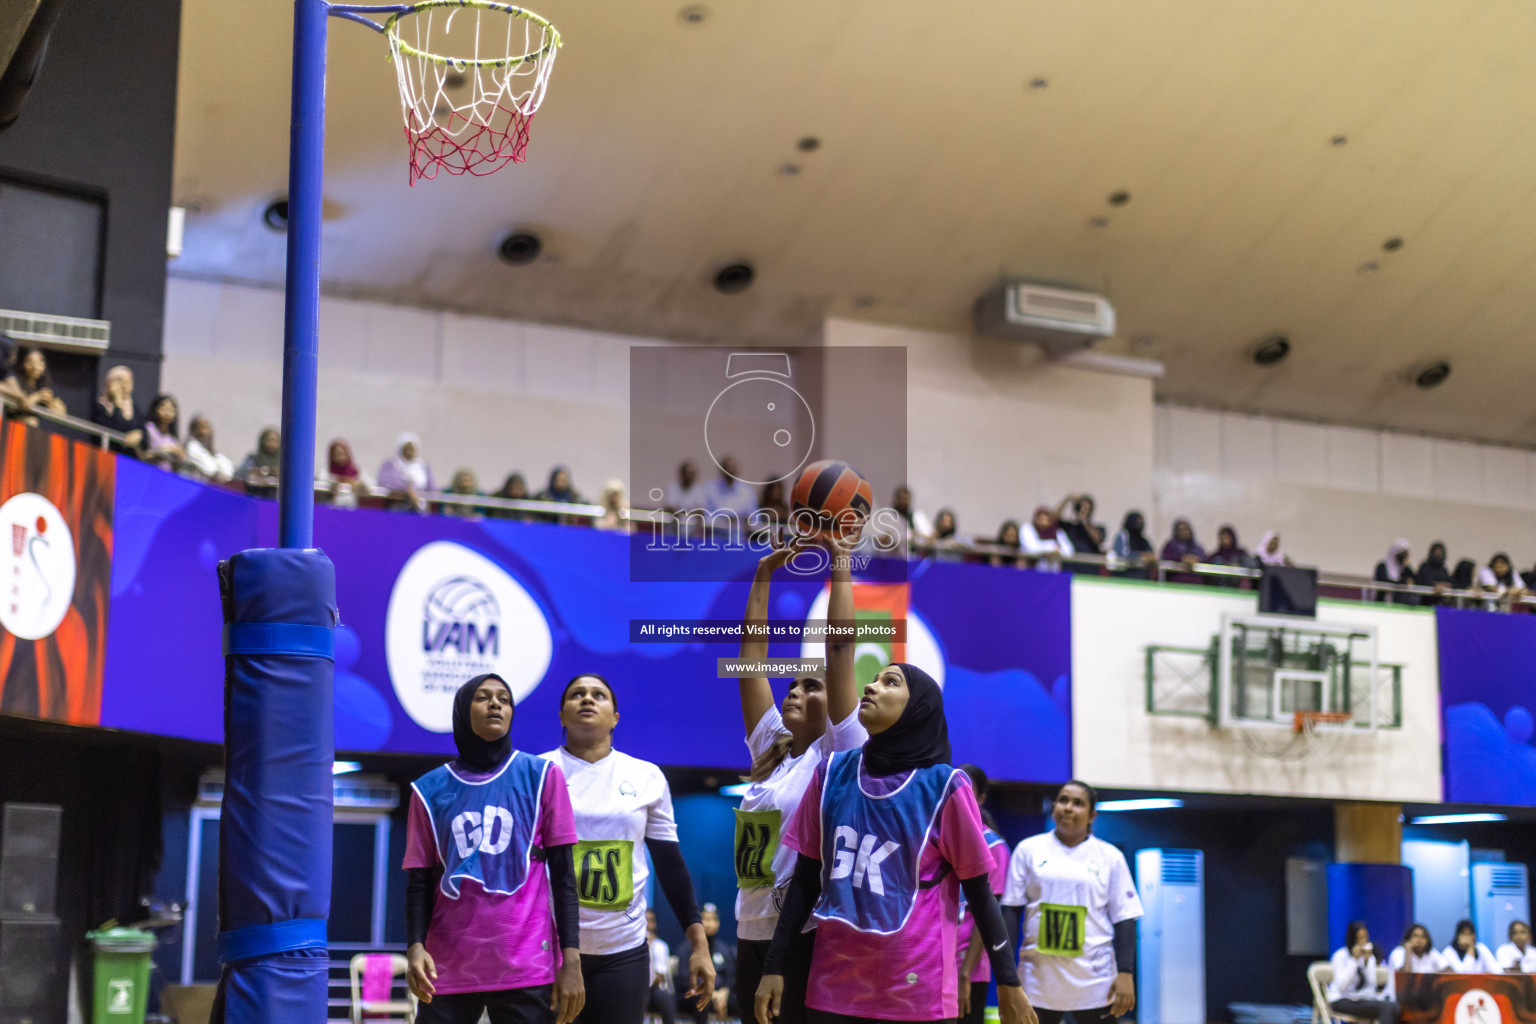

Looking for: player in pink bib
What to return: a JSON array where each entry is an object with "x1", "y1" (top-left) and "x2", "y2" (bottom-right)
[
  {"x1": 754, "y1": 663, "x2": 1035, "y2": 1024},
  {"x1": 403, "y1": 674, "x2": 585, "y2": 1024}
]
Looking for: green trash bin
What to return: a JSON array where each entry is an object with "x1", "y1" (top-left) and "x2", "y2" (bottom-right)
[{"x1": 86, "y1": 927, "x2": 157, "y2": 1024}]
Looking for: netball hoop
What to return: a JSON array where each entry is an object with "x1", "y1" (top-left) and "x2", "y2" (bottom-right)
[
  {"x1": 218, "y1": 4, "x2": 562, "y2": 1023},
  {"x1": 383, "y1": 0, "x2": 562, "y2": 182}
]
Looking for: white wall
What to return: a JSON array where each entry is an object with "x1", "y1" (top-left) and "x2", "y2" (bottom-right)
[
  {"x1": 825, "y1": 318, "x2": 1156, "y2": 538},
  {"x1": 1155, "y1": 405, "x2": 1536, "y2": 577},
  {"x1": 1071, "y1": 576, "x2": 1443, "y2": 803},
  {"x1": 162, "y1": 276, "x2": 651, "y2": 498},
  {"x1": 161, "y1": 281, "x2": 1159, "y2": 529}
]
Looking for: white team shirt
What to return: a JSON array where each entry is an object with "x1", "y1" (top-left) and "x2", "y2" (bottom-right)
[
  {"x1": 1388, "y1": 945, "x2": 1446, "y2": 973},
  {"x1": 1441, "y1": 942, "x2": 1501, "y2": 974},
  {"x1": 649, "y1": 936, "x2": 672, "y2": 989},
  {"x1": 1003, "y1": 831, "x2": 1144, "y2": 1011},
  {"x1": 541, "y1": 746, "x2": 678, "y2": 955},
  {"x1": 735, "y1": 710, "x2": 868, "y2": 941},
  {"x1": 1496, "y1": 942, "x2": 1536, "y2": 973}
]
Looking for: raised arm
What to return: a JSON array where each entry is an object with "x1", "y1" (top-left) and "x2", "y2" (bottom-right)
[
  {"x1": 739, "y1": 544, "x2": 798, "y2": 735},
  {"x1": 825, "y1": 537, "x2": 858, "y2": 725}
]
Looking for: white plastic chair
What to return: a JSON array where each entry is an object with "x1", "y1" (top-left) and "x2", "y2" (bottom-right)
[{"x1": 349, "y1": 953, "x2": 417, "y2": 1024}]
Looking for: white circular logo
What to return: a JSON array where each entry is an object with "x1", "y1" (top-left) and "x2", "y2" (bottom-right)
[
  {"x1": 385, "y1": 541, "x2": 553, "y2": 732},
  {"x1": 1454, "y1": 990, "x2": 1502, "y2": 1024},
  {"x1": 0, "y1": 493, "x2": 76, "y2": 641}
]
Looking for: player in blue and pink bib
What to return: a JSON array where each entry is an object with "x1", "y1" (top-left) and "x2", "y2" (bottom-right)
[
  {"x1": 403, "y1": 673, "x2": 585, "y2": 1024},
  {"x1": 754, "y1": 663, "x2": 1034, "y2": 1024},
  {"x1": 956, "y1": 764, "x2": 1011, "y2": 1024}
]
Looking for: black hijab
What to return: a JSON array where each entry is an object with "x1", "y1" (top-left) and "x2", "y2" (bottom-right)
[
  {"x1": 452, "y1": 673, "x2": 513, "y2": 771},
  {"x1": 862, "y1": 662, "x2": 951, "y2": 776}
]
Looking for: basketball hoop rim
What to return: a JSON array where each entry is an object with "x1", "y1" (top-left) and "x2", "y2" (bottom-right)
[{"x1": 385, "y1": 0, "x2": 562, "y2": 69}]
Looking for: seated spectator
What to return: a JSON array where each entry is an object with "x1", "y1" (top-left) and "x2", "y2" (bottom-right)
[
  {"x1": 1374, "y1": 539, "x2": 1419, "y2": 605},
  {"x1": 237, "y1": 427, "x2": 282, "y2": 485},
  {"x1": 14, "y1": 347, "x2": 67, "y2": 417},
  {"x1": 537, "y1": 464, "x2": 581, "y2": 504},
  {"x1": 377, "y1": 433, "x2": 435, "y2": 495},
  {"x1": 184, "y1": 415, "x2": 234, "y2": 482},
  {"x1": 1497, "y1": 920, "x2": 1536, "y2": 974},
  {"x1": 90, "y1": 364, "x2": 144, "y2": 450},
  {"x1": 596, "y1": 479, "x2": 629, "y2": 532},
  {"x1": 1111, "y1": 511, "x2": 1157, "y2": 577},
  {"x1": 701, "y1": 455, "x2": 757, "y2": 522},
  {"x1": 1450, "y1": 558, "x2": 1478, "y2": 605},
  {"x1": 143, "y1": 394, "x2": 185, "y2": 461},
  {"x1": 1020, "y1": 505, "x2": 1073, "y2": 571},
  {"x1": 1417, "y1": 542, "x2": 1452, "y2": 602},
  {"x1": 664, "y1": 459, "x2": 706, "y2": 513},
  {"x1": 1256, "y1": 530, "x2": 1292, "y2": 567},
  {"x1": 991, "y1": 520, "x2": 1023, "y2": 568},
  {"x1": 871, "y1": 484, "x2": 932, "y2": 554},
  {"x1": 926, "y1": 507, "x2": 965, "y2": 561},
  {"x1": 752, "y1": 480, "x2": 788, "y2": 544},
  {"x1": 1056, "y1": 494, "x2": 1105, "y2": 554},
  {"x1": 1326, "y1": 921, "x2": 1397, "y2": 1024},
  {"x1": 0, "y1": 336, "x2": 20, "y2": 406},
  {"x1": 1207, "y1": 525, "x2": 1253, "y2": 586},
  {"x1": 1160, "y1": 518, "x2": 1206, "y2": 583},
  {"x1": 1478, "y1": 553, "x2": 1527, "y2": 608},
  {"x1": 1443, "y1": 919, "x2": 1501, "y2": 974},
  {"x1": 488, "y1": 472, "x2": 532, "y2": 521},
  {"x1": 325, "y1": 438, "x2": 365, "y2": 486},
  {"x1": 1388, "y1": 924, "x2": 1445, "y2": 974},
  {"x1": 441, "y1": 468, "x2": 483, "y2": 518}
]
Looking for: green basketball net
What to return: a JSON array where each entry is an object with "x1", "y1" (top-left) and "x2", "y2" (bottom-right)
[{"x1": 384, "y1": 0, "x2": 562, "y2": 183}]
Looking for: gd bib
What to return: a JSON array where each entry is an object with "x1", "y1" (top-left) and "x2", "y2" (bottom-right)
[
  {"x1": 1038, "y1": 902, "x2": 1087, "y2": 956},
  {"x1": 575, "y1": 839, "x2": 634, "y2": 910},
  {"x1": 734, "y1": 808, "x2": 782, "y2": 889}
]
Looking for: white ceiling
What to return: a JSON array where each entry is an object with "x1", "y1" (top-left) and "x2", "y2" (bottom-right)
[{"x1": 172, "y1": 0, "x2": 1536, "y2": 445}]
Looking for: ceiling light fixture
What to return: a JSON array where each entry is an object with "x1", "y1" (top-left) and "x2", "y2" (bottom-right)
[
  {"x1": 777, "y1": 163, "x2": 801, "y2": 177},
  {"x1": 1253, "y1": 334, "x2": 1291, "y2": 366},
  {"x1": 497, "y1": 231, "x2": 542, "y2": 265},
  {"x1": 262, "y1": 199, "x2": 289, "y2": 232},
  {"x1": 1409, "y1": 812, "x2": 1505, "y2": 825},
  {"x1": 714, "y1": 262, "x2": 755, "y2": 295},
  {"x1": 1097, "y1": 798, "x2": 1184, "y2": 812},
  {"x1": 1413, "y1": 360, "x2": 1451, "y2": 389},
  {"x1": 678, "y1": 4, "x2": 708, "y2": 25},
  {"x1": 1088, "y1": 216, "x2": 1109, "y2": 228},
  {"x1": 1358, "y1": 261, "x2": 1379, "y2": 275},
  {"x1": 1382, "y1": 236, "x2": 1404, "y2": 252},
  {"x1": 796, "y1": 136, "x2": 820, "y2": 152},
  {"x1": 1330, "y1": 135, "x2": 1348, "y2": 147},
  {"x1": 1027, "y1": 77, "x2": 1049, "y2": 90},
  {"x1": 1108, "y1": 190, "x2": 1131, "y2": 206}
]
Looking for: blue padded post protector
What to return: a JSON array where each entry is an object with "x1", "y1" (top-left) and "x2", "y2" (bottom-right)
[{"x1": 214, "y1": 548, "x2": 337, "y2": 1024}]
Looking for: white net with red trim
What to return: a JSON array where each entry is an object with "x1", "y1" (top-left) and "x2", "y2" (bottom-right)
[{"x1": 386, "y1": 1, "x2": 561, "y2": 184}]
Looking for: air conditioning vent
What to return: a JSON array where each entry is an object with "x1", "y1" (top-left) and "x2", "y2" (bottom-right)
[
  {"x1": 1160, "y1": 849, "x2": 1202, "y2": 886},
  {"x1": 974, "y1": 283, "x2": 1115, "y2": 355},
  {"x1": 0, "y1": 308, "x2": 111, "y2": 353},
  {"x1": 1489, "y1": 866, "x2": 1526, "y2": 892}
]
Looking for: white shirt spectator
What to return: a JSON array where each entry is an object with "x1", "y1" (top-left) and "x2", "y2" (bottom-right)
[
  {"x1": 1497, "y1": 942, "x2": 1536, "y2": 973},
  {"x1": 702, "y1": 476, "x2": 758, "y2": 519},
  {"x1": 1326, "y1": 947, "x2": 1388, "y2": 1003},
  {"x1": 185, "y1": 438, "x2": 234, "y2": 482},
  {"x1": 649, "y1": 934, "x2": 672, "y2": 990},
  {"x1": 665, "y1": 479, "x2": 708, "y2": 512},
  {"x1": 1021, "y1": 522, "x2": 1074, "y2": 563},
  {"x1": 1442, "y1": 942, "x2": 1501, "y2": 974},
  {"x1": 1387, "y1": 945, "x2": 1445, "y2": 973}
]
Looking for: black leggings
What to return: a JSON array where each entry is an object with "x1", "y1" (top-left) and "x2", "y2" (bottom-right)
[
  {"x1": 957, "y1": 981, "x2": 989, "y2": 1024},
  {"x1": 1034, "y1": 1007, "x2": 1116, "y2": 1024},
  {"x1": 414, "y1": 985, "x2": 553, "y2": 1024},
  {"x1": 738, "y1": 930, "x2": 817, "y2": 1024},
  {"x1": 576, "y1": 943, "x2": 650, "y2": 1024},
  {"x1": 807, "y1": 1012, "x2": 952, "y2": 1024}
]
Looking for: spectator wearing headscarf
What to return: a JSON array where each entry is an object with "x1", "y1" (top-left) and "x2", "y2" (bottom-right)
[
  {"x1": 925, "y1": 507, "x2": 965, "y2": 562},
  {"x1": 1374, "y1": 539, "x2": 1419, "y2": 605},
  {"x1": 1207, "y1": 525, "x2": 1253, "y2": 588},
  {"x1": 442, "y1": 468, "x2": 484, "y2": 519},
  {"x1": 537, "y1": 465, "x2": 584, "y2": 525},
  {"x1": 1256, "y1": 530, "x2": 1292, "y2": 567},
  {"x1": 1111, "y1": 511, "x2": 1156, "y2": 578},
  {"x1": 489, "y1": 472, "x2": 532, "y2": 521},
  {"x1": 378, "y1": 433, "x2": 435, "y2": 494},
  {"x1": 1160, "y1": 518, "x2": 1206, "y2": 584},
  {"x1": 1021, "y1": 506, "x2": 1072, "y2": 571},
  {"x1": 1418, "y1": 542, "x2": 1451, "y2": 594},
  {"x1": 237, "y1": 427, "x2": 282, "y2": 486}
]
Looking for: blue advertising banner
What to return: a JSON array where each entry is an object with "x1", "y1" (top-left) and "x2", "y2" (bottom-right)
[
  {"x1": 100, "y1": 462, "x2": 1072, "y2": 782},
  {"x1": 1437, "y1": 606, "x2": 1536, "y2": 805}
]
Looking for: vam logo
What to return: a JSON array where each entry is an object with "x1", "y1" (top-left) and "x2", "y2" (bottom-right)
[{"x1": 386, "y1": 541, "x2": 552, "y2": 732}]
